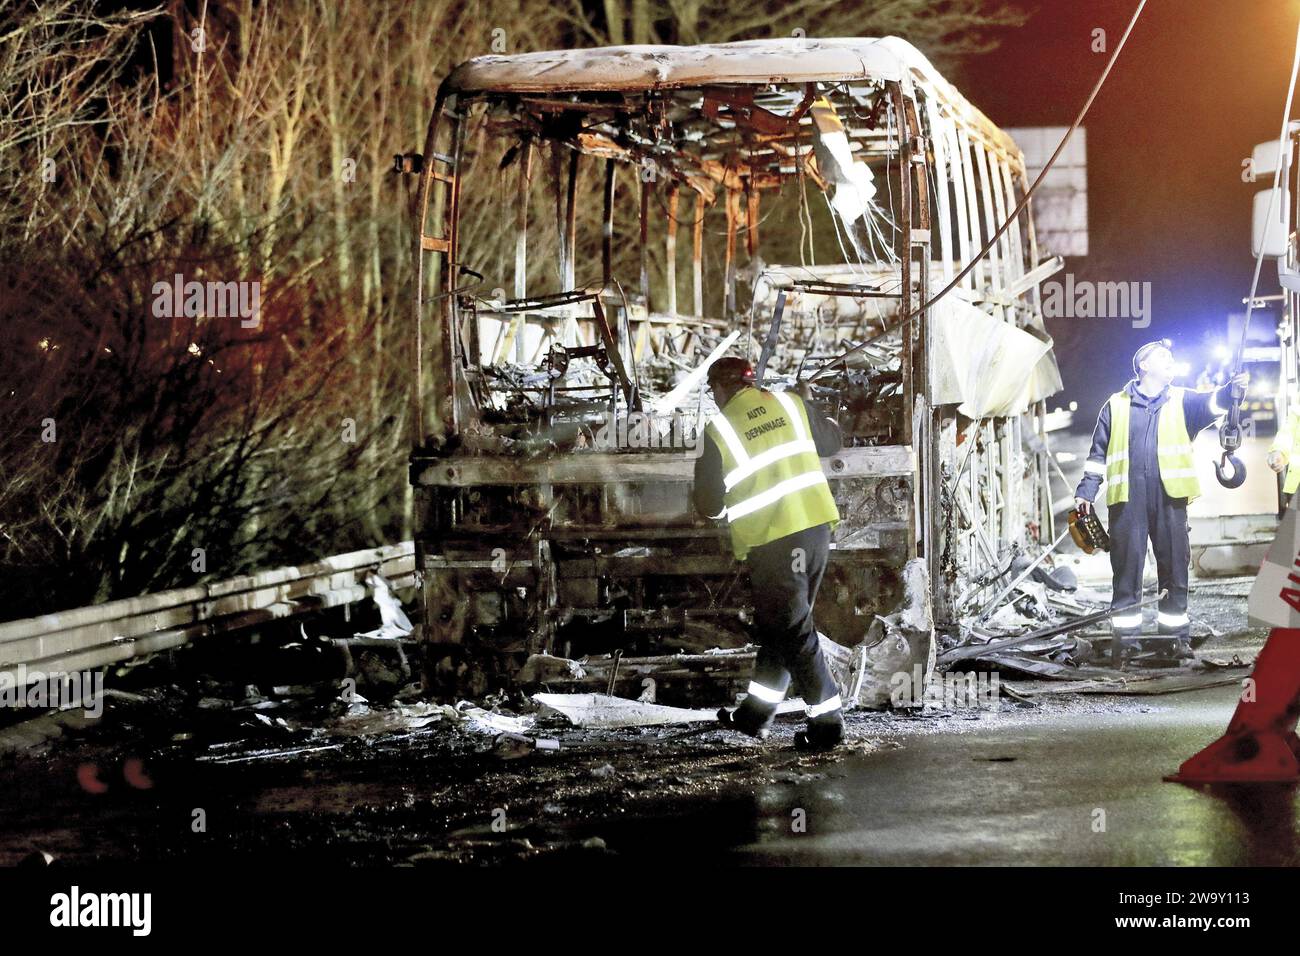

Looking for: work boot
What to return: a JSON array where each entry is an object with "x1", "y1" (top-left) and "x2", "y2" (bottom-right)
[
  {"x1": 794, "y1": 713, "x2": 845, "y2": 752},
  {"x1": 717, "y1": 705, "x2": 772, "y2": 739},
  {"x1": 1141, "y1": 638, "x2": 1195, "y2": 667}
]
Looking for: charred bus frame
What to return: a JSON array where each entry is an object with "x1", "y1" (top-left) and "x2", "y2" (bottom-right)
[{"x1": 402, "y1": 38, "x2": 1065, "y2": 697}]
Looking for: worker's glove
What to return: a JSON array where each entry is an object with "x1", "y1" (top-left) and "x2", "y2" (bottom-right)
[
  {"x1": 793, "y1": 379, "x2": 813, "y2": 402},
  {"x1": 1074, "y1": 496, "x2": 1092, "y2": 516},
  {"x1": 1268, "y1": 449, "x2": 1288, "y2": 473},
  {"x1": 1231, "y1": 371, "x2": 1251, "y2": 394}
]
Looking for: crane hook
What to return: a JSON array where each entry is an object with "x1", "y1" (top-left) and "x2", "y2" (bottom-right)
[{"x1": 1214, "y1": 452, "x2": 1247, "y2": 489}]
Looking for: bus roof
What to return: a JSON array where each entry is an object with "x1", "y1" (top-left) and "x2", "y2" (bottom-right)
[
  {"x1": 443, "y1": 36, "x2": 1015, "y2": 154},
  {"x1": 445, "y1": 37, "x2": 914, "y2": 93}
]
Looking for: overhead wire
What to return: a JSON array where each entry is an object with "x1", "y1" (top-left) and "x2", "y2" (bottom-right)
[{"x1": 810, "y1": 0, "x2": 1150, "y2": 380}]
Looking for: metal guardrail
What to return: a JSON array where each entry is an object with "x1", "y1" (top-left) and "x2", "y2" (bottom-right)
[{"x1": 0, "y1": 543, "x2": 415, "y2": 685}]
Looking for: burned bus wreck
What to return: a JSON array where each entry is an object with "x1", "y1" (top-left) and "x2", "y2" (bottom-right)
[{"x1": 402, "y1": 37, "x2": 1065, "y2": 701}]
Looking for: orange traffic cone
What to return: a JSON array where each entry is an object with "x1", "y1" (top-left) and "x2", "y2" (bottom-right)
[{"x1": 1166, "y1": 628, "x2": 1300, "y2": 784}]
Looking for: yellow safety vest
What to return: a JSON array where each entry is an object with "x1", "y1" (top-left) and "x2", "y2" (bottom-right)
[
  {"x1": 1104, "y1": 386, "x2": 1200, "y2": 506},
  {"x1": 1270, "y1": 393, "x2": 1300, "y2": 494},
  {"x1": 706, "y1": 387, "x2": 839, "y2": 560}
]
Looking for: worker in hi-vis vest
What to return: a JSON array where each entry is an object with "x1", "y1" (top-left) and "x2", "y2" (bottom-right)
[
  {"x1": 1266, "y1": 389, "x2": 1300, "y2": 505},
  {"x1": 1074, "y1": 340, "x2": 1247, "y2": 663},
  {"x1": 693, "y1": 357, "x2": 845, "y2": 751}
]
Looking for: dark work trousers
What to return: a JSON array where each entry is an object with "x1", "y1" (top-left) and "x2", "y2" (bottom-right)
[
  {"x1": 734, "y1": 523, "x2": 841, "y2": 726},
  {"x1": 1107, "y1": 464, "x2": 1191, "y2": 647}
]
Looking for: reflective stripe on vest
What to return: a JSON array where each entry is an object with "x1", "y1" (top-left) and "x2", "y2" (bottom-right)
[
  {"x1": 706, "y1": 387, "x2": 839, "y2": 560},
  {"x1": 727, "y1": 471, "x2": 828, "y2": 521},
  {"x1": 709, "y1": 412, "x2": 749, "y2": 464},
  {"x1": 721, "y1": 391, "x2": 819, "y2": 491},
  {"x1": 1104, "y1": 387, "x2": 1200, "y2": 505}
]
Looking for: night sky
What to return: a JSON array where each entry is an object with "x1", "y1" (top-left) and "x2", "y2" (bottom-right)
[{"x1": 954, "y1": 0, "x2": 1300, "y2": 422}]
